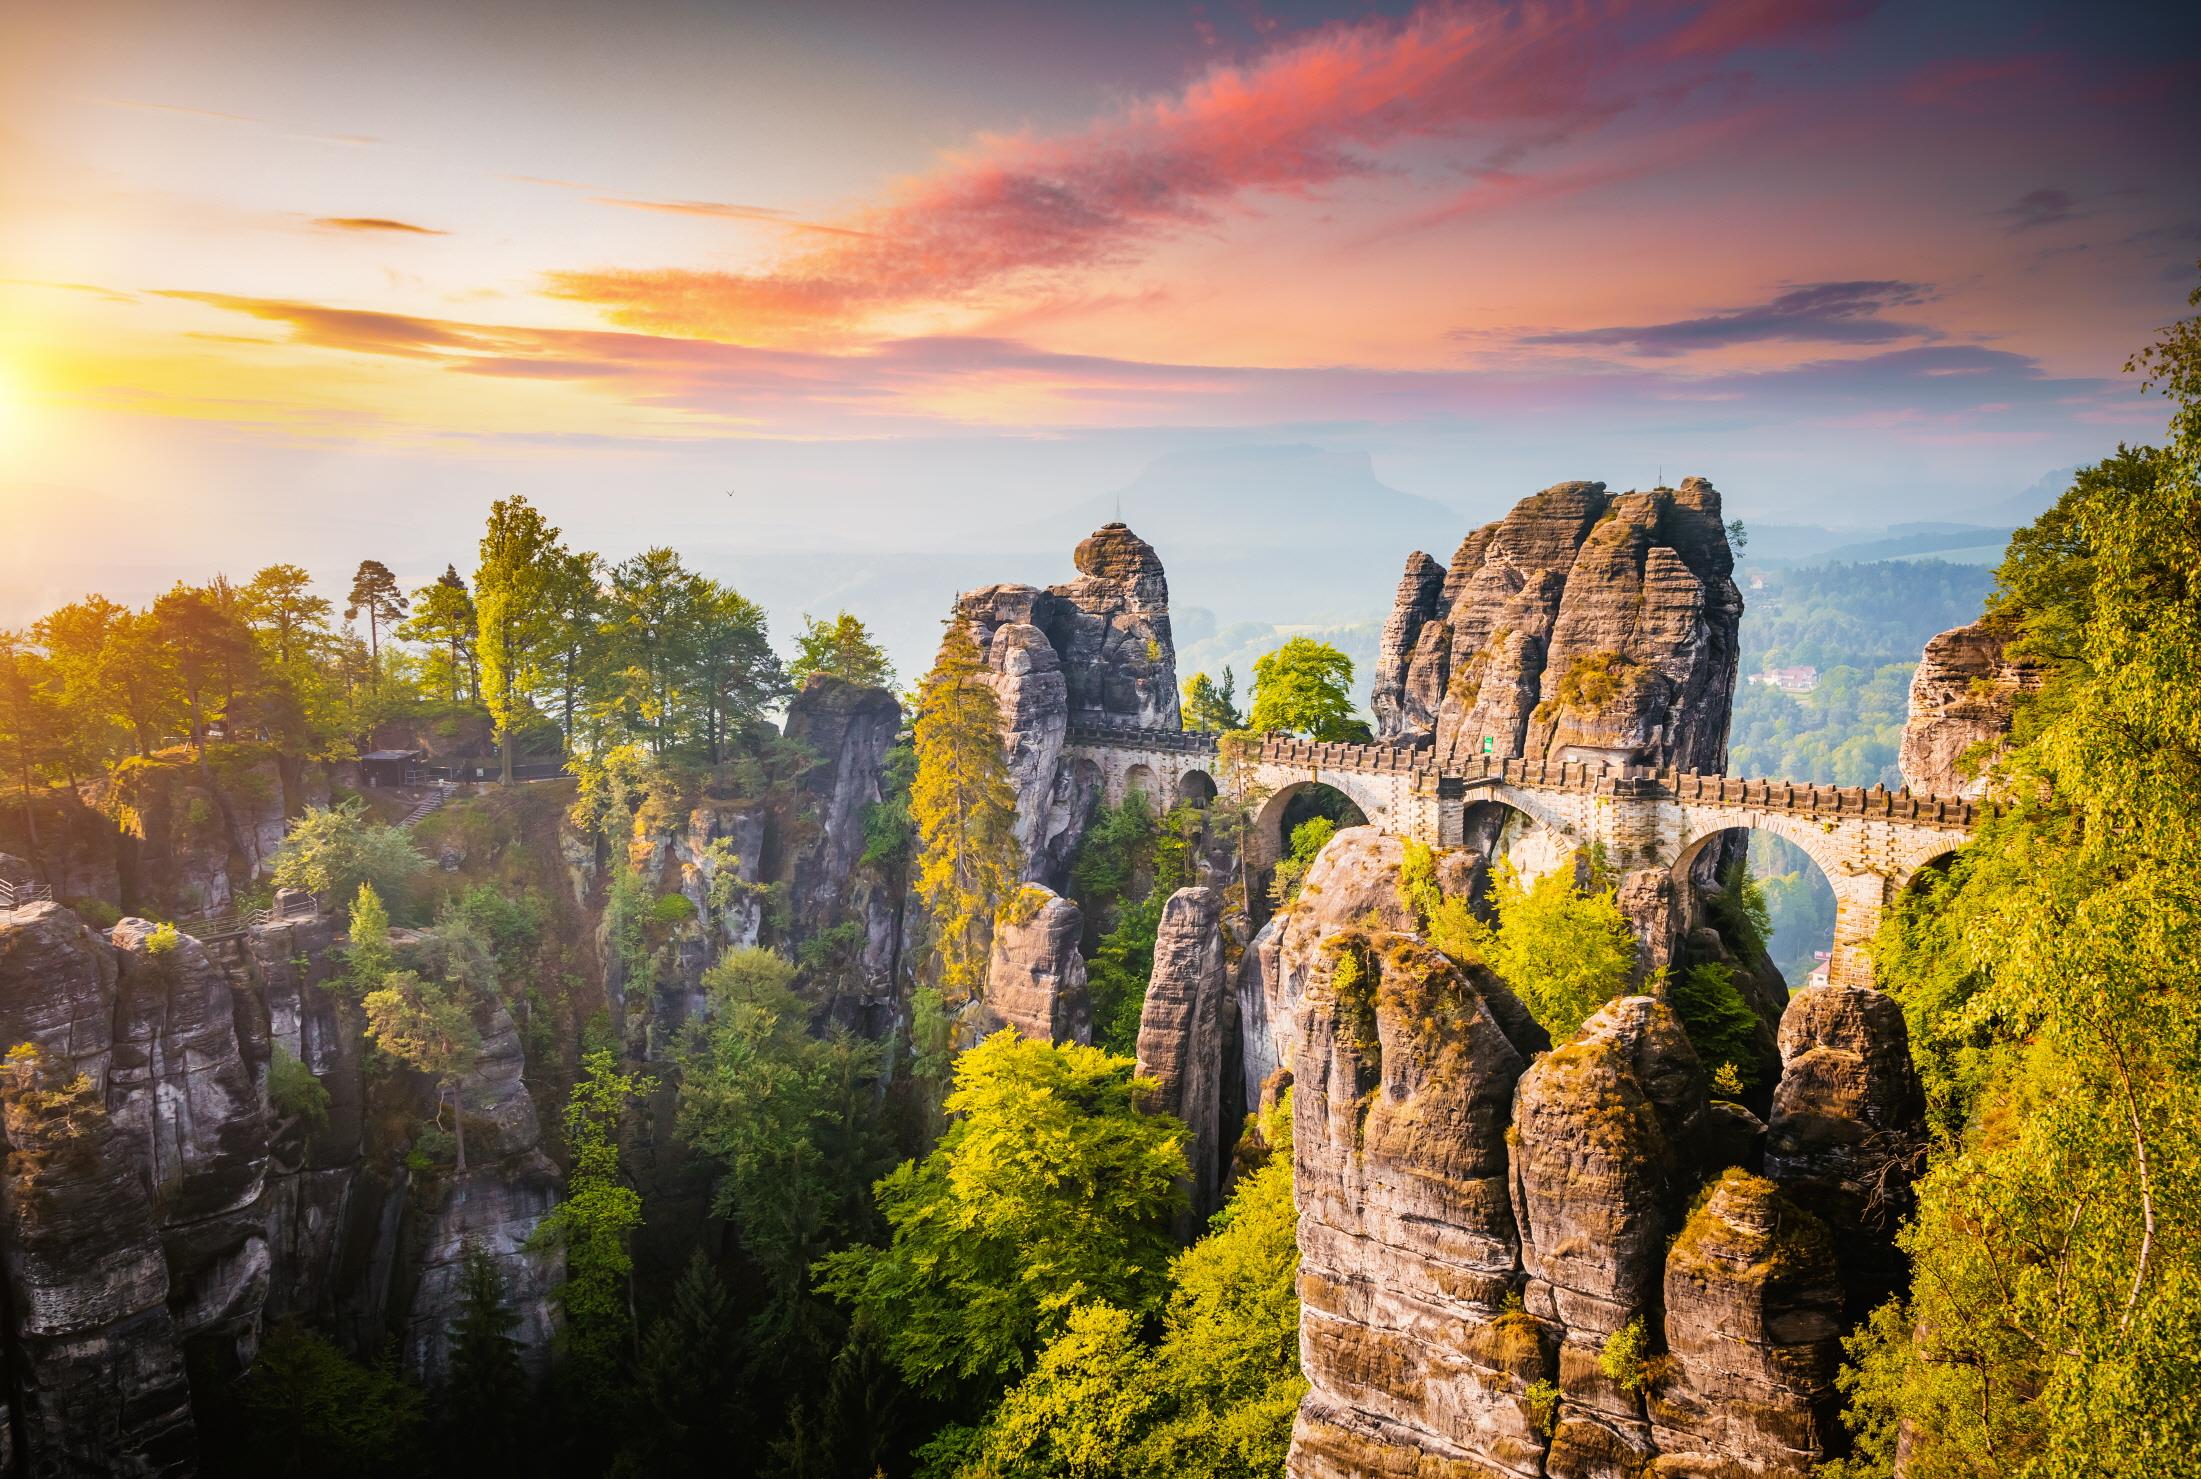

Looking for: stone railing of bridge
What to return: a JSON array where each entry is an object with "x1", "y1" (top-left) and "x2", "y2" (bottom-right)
[{"x1": 1061, "y1": 722, "x2": 1985, "y2": 987}]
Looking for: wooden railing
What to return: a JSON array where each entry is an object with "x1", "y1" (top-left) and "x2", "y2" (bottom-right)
[
  {"x1": 0, "y1": 878, "x2": 54, "y2": 911},
  {"x1": 177, "y1": 890, "x2": 321, "y2": 942}
]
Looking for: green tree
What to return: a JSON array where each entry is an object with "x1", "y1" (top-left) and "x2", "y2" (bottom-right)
[
  {"x1": 957, "y1": 1091, "x2": 1304, "y2": 1478},
  {"x1": 910, "y1": 620, "x2": 1021, "y2": 1000},
  {"x1": 791, "y1": 611, "x2": 896, "y2": 691},
  {"x1": 240, "y1": 563, "x2": 333, "y2": 669},
  {"x1": 443, "y1": 1239, "x2": 528, "y2": 1470},
  {"x1": 691, "y1": 582, "x2": 783, "y2": 763},
  {"x1": 1249, "y1": 637, "x2": 1362, "y2": 741},
  {"x1": 363, "y1": 968, "x2": 481, "y2": 1169},
  {"x1": 534, "y1": 1049, "x2": 655, "y2": 1404},
  {"x1": 678, "y1": 947, "x2": 893, "y2": 1360},
  {"x1": 152, "y1": 579, "x2": 256, "y2": 753},
  {"x1": 1439, "y1": 857, "x2": 1638, "y2": 1039},
  {"x1": 1829, "y1": 284, "x2": 2201, "y2": 1478},
  {"x1": 1669, "y1": 962, "x2": 1762, "y2": 1089},
  {"x1": 620, "y1": 1252, "x2": 745, "y2": 1476},
  {"x1": 1180, "y1": 667, "x2": 1243, "y2": 734},
  {"x1": 476, "y1": 496, "x2": 567, "y2": 784},
  {"x1": 269, "y1": 800, "x2": 426, "y2": 909},
  {"x1": 344, "y1": 559, "x2": 408, "y2": 664},
  {"x1": 398, "y1": 566, "x2": 479, "y2": 704},
  {"x1": 232, "y1": 1322, "x2": 425, "y2": 1479},
  {"x1": 345, "y1": 882, "x2": 395, "y2": 989},
  {"x1": 817, "y1": 1033, "x2": 1187, "y2": 1400},
  {"x1": 0, "y1": 632, "x2": 64, "y2": 845}
]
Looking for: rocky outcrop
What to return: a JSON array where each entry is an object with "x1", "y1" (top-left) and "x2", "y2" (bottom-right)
[
  {"x1": 0, "y1": 904, "x2": 196, "y2": 1476},
  {"x1": 1133, "y1": 887, "x2": 1231, "y2": 1224},
  {"x1": 781, "y1": 674, "x2": 902, "y2": 948},
  {"x1": 0, "y1": 789, "x2": 125, "y2": 911},
  {"x1": 1900, "y1": 616, "x2": 2047, "y2": 798},
  {"x1": 1765, "y1": 986, "x2": 1925, "y2": 1316},
  {"x1": 1237, "y1": 828, "x2": 1424, "y2": 1096},
  {"x1": 1290, "y1": 932, "x2": 1546, "y2": 1478},
  {"x1": 1369, "y1": 479, "x2": 1742, "y2": 774},
  {"x1": 109, "y1": 920, "x2": 273, "y2": 1388},
  {"x1": 1651, "y1": 1170, "x2": 1844, "y2": 1476},
  {"x1": 983, "y1": 885, "x2": 1091, "y2": 1046},
  {"x1": 958, "y1": 522, "x2": 1180, "y2": 884},
  {"x1": 1276, "y1": 826, "x2": 1882, "y2": 1479},
  {"x1": 399, "y1": 1001, "x2": 561, "y2": 1385},
  {"x1": 107, "y1": 748, "x2": 330, "y2": 918}
]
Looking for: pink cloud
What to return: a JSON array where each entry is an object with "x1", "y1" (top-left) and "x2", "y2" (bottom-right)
[{"x1": 545, "y1": 0, "x2": 1871, "y2": 343}]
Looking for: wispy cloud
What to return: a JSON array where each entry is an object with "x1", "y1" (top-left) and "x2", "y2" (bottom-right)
[
  {"x1": 88, "y1": 95, "x2": 378, "y2": 147},
  {"x1": 1517, "y1": 280, "x2": 1939, "y2": 357},
  {"x1": 545, "y1": 0, "x2": 1873, "y2": 344},
  {"x1": 310, "y1": 216, "x2": 448, "y2": 235},
  {"x1": 1995, "y1": 187, "x2": 2079, "y2": 234},
  {"x1": 587, "y1": 196, "x2": 872, "y2": 238},
  {"x1": 154, "y1": 288, "x2": 2112, "y2": 439}
]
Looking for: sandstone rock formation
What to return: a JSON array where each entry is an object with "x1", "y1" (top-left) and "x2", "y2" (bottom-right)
[
  {"x1": 0, "y1": 896, "x2": 572, "y2": 1473},
  {"x1": 958, "y1": 522, "x2": 1180, "y2": 883},
  {"x1": 1290, "y1": 931, "x2": 1547, "y2": 1478},
  {"x1": 1765, "y1": 985, "x2": 1925, "y2": 1315},
  {"x1": 1277, "y1": 828, "x2": 1893, "y2": 1479},
  {"x1": 781, "y1": 674, "x2": 903, "y2": 961},
  {"x1": 1133, "y1": 887, "x2": 1231, "y2": 1223},
  {"x1": 1900, "y1": 615, "x2": 2047, "y2": 798},
  {"x1": 0, "y1": 904, "x2": 196, "y2": 1476},
  {"x1": 1369, "y1": 479, "x2": 1742, "y2": 774},
  {"x1": 983, "y1": 885, "x2": 1092, "y2": 1045},
  {"x1": 1237, "y1": 828, "x2": 1425, "y2": 1096},
  {"x1": 1651, "y1": 1170, "x2": 1844, "y2": 1476}
]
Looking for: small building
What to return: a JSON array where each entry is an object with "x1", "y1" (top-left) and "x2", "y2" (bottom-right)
[
  {"x1": 359, "y1": 749, "x2": 423, "y2": 789},
  {"x1": 1748, "y1": 665, "x2": 1820, "y2": 694}
]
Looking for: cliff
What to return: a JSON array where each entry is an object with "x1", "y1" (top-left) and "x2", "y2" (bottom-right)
[
  {"x1": 1899, "y1": 615, "x2": 2047, "y2": 798},
  {"x1": 1280, "y1": 840, "x2": 1918, "y2": 1478},
  {"x1": 1369, "y1": 479, "x2": 1743, "y2": 773},
  {"x1": 0, "y1": 897, "x2": 566, "y2": 1473}
]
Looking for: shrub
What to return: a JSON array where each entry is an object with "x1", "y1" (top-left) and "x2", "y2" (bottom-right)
[
  {"x1": 1671, "y1": 961, "x2": 1763, "y2": 1089},
  {"x1": 268, "y1": 1046, "x2": 331, "y2": 1134},
  {"x1": 146, "y1": 921, "x2": 183, "y2": 956},
  {"x1": 1598, "y1": 1317, "x2": 1656, "y2": 1393},
  {"x1": 1524, "y1": 1377, "x2": 1560, "y2": 1437},
  {"x1": 71, "y1": 898, "x2": 121, "y2": 929}
]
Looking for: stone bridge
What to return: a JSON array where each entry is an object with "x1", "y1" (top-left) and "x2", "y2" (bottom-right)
[{"x1": 1063, "y1": 723, "x2": 1983, "y2": 988}]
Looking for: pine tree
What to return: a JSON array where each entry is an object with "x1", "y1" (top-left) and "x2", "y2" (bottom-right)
[
  {"x1": 398, "y1": 567, "x2": 479, "y2": 704},
  {"x1": 619, "y1": 1251, "x2": 744, "y2": 1475},
  {"x1": 909, "y1": 618, "x2": 1020, "y2": 1002},
  {"x1": 345, "y1": 559, "x2": 408, "y2": 663},
  {"x1": 443, "y1": 1239, "x2": 527, "y2": 1469}
]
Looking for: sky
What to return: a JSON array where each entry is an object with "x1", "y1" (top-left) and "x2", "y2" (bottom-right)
[{"x1": 2, "y1": 0, "x2": 2197, "y2": 630}]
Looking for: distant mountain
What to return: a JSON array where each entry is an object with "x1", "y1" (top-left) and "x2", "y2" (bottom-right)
[{"x1": 1956, "y1": 465, "x2": 2079, "y2": 527}]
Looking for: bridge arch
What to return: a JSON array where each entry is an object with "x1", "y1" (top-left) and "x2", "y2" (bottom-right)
[
  {"x1": 1175, "y1": 767, "x2": 1218, "y2": 807},
  {"x1": 1123, "y1": 763, "x2": 1159, "y2": 803},
  {"x1": 1249, "y1": 779, "x2": 1372, "y2": 868}
]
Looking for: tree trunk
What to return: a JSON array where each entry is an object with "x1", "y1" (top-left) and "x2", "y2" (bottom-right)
[
  {"x1": 450, "y1": 1082, "x2": 468, "y2": 1174},
  {"x1": 500, "y1": 727, "x2": 514, "y2": 786}
]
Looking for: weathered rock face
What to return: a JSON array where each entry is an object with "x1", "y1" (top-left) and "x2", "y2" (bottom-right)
[
  {"x1": 958, "y1": 522, "x2": 1180, "y2": 884},
  {"x1": 1290, "y1": 932, "x2": 1547, "y2": 1479},
  {"x1": 1369, "y1": 479, "x2": 1742, "y2": 774},
  {"x1": 1275, "y1": 829, "x2": 1894, "y2": 1479},
  {"x1": 1900, "y1": 616, "x2": 2047, "y2": 798},
  {"x1": 399, "y1": 1000, "x2": 562, "y2": 1386},
  {"x1": 1765, "y1": 986, "x2": 1925, "y2": 1315},
  {"x1": 0, "y1": 789, "x2": 125, "y2": 910},
  {"x1": 0, "y1": 894, "x2": 575, "y2": 1472},
  {"x1": 107, "y1": 750, "x2": 330, "y2": 918},
  {"x1": 983, "y1": 885, "x2": 1092, "y2": 1046},
  {"x1": 1652, "y1": 1171, "x2": 1845, "y2": 1476},
  {"x1": 1237, "y1": 828, "x2": 1423, "y2": 1096},
  {"x1": 0, "y1": 904, "x2": 196, "y2": 1476},
  {"x1": 781, "y1": 674, "x2": 903, "y2": 944},
  {"x1": 109, "y1": 920, "x2": 273, "y2": 1387},
  {"x1": 1133, "y1": 887, "x2": 1230, "y2": 1223}
]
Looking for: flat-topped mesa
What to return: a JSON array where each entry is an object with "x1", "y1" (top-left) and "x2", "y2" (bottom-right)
[
  {"x1": 956, "y1": 522, "x2": 1181, "y2": 882},
  {"x1": 1371, "y1": 478, "x2": 1743, "y2": 773}
]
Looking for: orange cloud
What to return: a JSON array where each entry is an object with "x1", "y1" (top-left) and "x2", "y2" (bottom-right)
[
  {"x1": 310, "y1": 216, "x2": 448, "y2": 235},
  {"x1": 546, "y1": 0, "x2": 1869, "y2": 346}
]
